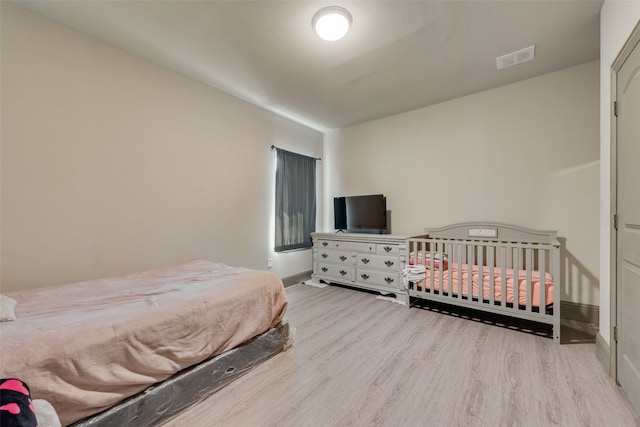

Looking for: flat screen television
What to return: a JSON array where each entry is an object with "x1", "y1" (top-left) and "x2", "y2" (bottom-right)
[{"x1": 334, "y1": 194, "x2": 388, "y2": 234}]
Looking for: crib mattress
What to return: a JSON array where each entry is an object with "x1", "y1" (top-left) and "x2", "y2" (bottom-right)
[
  {"x1": 0, "y1": 260, "x2": 288, "y2": 426},
  {"x1": 414, "y1": 262, "x2": 554, "y2": 307}
]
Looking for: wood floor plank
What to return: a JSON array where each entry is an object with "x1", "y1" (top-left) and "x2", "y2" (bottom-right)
[{"x1": 163, "y1": 284, "x2": 640, "y2": 427}]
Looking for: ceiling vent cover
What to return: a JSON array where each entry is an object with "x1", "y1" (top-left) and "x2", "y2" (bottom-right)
[{"x1": 496, "y1": 45, "x2": 535, "y2": 69}]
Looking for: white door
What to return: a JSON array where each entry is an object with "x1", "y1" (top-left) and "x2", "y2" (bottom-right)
[{"x1": 617, "y1": 36, "x2": 640, "y2": 415}]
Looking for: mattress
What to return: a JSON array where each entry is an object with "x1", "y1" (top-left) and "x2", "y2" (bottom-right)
[
  {"x1": 0, "y1": 260, "x2": 288, "y2": 426},
  {"x1": 411, "y1": 261, "x2": 554, "y2": 307}
]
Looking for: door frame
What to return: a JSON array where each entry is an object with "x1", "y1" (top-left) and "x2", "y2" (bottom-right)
[{"x1": 610, "y1": 19, "x2": 640, "y2": 382}]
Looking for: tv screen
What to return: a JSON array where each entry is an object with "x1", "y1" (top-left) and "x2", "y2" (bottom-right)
[{"x1": 333, "y1": 194, "x2": 388, "y2": 233}]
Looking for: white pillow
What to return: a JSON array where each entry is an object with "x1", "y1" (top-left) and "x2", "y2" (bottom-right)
[{"x1": 0, "y1": 294, "x2": 18, "y2": 322}]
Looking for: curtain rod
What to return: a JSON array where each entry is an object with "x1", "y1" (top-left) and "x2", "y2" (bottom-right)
[{"x1": 271, "y1": 145, "x2": 321, "y2": 161}]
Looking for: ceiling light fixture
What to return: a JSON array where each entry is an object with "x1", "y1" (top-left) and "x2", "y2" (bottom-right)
[{"x1": 312, "y1": 6, "x2": 352, "y2": 41}]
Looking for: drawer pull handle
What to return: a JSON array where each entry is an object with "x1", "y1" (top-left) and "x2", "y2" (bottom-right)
[
  {"x1": 339, "y1": 255, "x2": 347, "y2": 261},
  {"x1": 384, "y1": 277, "x2": 394, "y2": 284},
  {"x1": 361, "y1": 274, "x2": 370, "y2": 280},
  {"x1": 321, "y1": 253, "x2": 328, "y2": 258},
  {"x1": 322, "y1": 242, "x2": 328, "y2": 247},
  {"x1": 361, "y1": 258, "x2": 370, "y2": 264},
  {"x1": 321, "y1": 267, "x2": 328, "y2": 272},
  {"x1": 384, "y1": 246, "x2": 392, "y2": 252},
  {"x1": 384, "y1": 260, "x2": 395, "y2": 267},
  {"x1": 339, "y1": 270, "x2": 347, "y2": 276}
]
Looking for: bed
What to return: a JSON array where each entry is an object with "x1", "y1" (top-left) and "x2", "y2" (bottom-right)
[
  {"x1": 405, "y1": 223, "x2": 561, "y2": 343},
  {"x1": 0, "y1": 260, "x2": 290, "y2": 426}
]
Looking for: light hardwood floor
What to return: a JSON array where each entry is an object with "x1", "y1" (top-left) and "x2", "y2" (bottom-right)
[{"x1": 164, "y1": 283, "x2": 640, "y2": 427}]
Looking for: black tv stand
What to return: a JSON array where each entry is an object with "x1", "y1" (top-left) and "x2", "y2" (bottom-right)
[{"x1": 335, "y1": 229, "x2": 345, "y2": 233}]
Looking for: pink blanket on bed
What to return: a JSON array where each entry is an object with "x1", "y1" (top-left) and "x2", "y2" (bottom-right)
[
  {"x1": 413, "y1": 262, "x2": 554, "y2": 307},
  {"x1": 0, "y1": 260, "x2": 287, "y2": 425}
]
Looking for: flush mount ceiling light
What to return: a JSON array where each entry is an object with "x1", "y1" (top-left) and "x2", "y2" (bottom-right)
[{"x1": 312, "y1": 6, "x2": 352, "y2": 41}]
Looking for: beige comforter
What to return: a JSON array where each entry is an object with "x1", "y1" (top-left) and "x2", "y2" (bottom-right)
[{"x1": 0, "y1": 260, "x2": 288, "y2": 425}]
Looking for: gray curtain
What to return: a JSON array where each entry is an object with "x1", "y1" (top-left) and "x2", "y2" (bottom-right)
[{"x1": 275, "y1": 148, "x2": 316, "y2": 252}]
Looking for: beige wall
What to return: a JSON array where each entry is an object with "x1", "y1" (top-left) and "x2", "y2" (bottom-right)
[
  {"x1": 0, "y1": 2, "x2": 323, "y2": 292},
  {"x1": 325, "y1": 61, "x2": 600, "y2": 307},
  {"x1": 599, "y1": 2, "x2": 640, "y2": 345}
]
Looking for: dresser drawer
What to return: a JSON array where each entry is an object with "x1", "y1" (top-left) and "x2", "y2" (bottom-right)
[
  {"x1": 317, "y1": 263, "x2": 354, "y2": 281},
  {"x1": 317, "y1": 239, "x2": 375, "y2": 253},
  {"x1": 317, "y1": 250, "x2": 352, "y2": 266},
  {"x1": 356, "y1": 253, "x2": 400, "y2": 270},
  {"x1": 376, "y1": 243, "x2": 399, "y2": 255},
  {"x1": 355, "y1": 270, "x2": 400, "y2": 289}
]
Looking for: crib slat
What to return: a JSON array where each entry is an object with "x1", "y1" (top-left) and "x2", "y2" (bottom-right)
[
  {"x1": 421, "y1": 241, "x2": 427, "y2": 293},
  {"x1": 436, "y1": 243, "x2": 443, "y2": 297},
  {"x1": 501, "y1": 247, "x2": 507, "y2": 307},
  {"x1": 539, "y1": 248, "x2": 546, "y2": 311},
  {"x1": 478, "y1": 244, "x2": 484, "y2": 304},
  {"x1": 415, "y1": 241, "x2": 420, "y2": 291},
  {"x1": 431, "y1": 243, "x2": 436, "y2": 295},
  {"x1": 525, "y1": 248, "x2": 533, "y2": 312},
  {"x1": 488, "y1": 244, "x2": 495, "y2": 305},
  {"x1": 447, "y1": 242, "x2": 453, "y2": 299},
  {"x1": 437, "y1": 243, "x2": 444, "y2": 299},
  {"x1": 437, "y1": 242, "x2": 444, "y2": 298},
  {"x1": 457, "y1": 243, "x2": 463, "y2": 299},
  {"x1": 433, "y1": 242, "x2": 438, "y2": 296},
  {"x1": 513, "y1": 248, "x2": 519, "y2": 311},
  {"x1": 467, "y1": 244, "x2": 473, "y2": 301},
  {"x1": 417, "y1": 240, "x2": 421, "y2": 292}
]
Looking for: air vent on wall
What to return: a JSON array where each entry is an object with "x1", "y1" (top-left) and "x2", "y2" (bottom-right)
[{"x1": 496, "y1": 45, "x2": 535, "y2": 70}]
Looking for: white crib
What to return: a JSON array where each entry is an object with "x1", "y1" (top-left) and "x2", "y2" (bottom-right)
[{"x1": 406, "y1": 222, "x2": 561, "y2": 344}]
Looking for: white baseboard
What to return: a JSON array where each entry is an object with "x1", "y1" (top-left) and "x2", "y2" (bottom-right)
[
  {"x1": 561, "y1": 301, "x2": 599, "y2": 324},
  {"x1": 595, "y1": 332, "x2": 610, "y2": 374},
  {"x1": 281, "y1": 270, "x2": 312, "y2": 287}
]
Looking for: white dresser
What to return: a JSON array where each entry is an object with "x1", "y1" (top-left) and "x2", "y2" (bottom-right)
[{"x1": 311, "y1": 232, "x2": 410, "y2": 304}]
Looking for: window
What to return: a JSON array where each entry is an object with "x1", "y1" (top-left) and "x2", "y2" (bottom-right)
[{"x1": 274, "y1": 148, "x2": 316, "y2": 252}]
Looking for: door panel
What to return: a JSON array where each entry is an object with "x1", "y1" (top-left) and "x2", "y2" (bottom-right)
[{"x1": 617, "y1": 36, "x2": 640, "y2": 415}]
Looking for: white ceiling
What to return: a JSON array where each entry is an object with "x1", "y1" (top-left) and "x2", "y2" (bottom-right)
[{"x1": 15, "y1": 0, "x2": 603, "y2": 131}]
